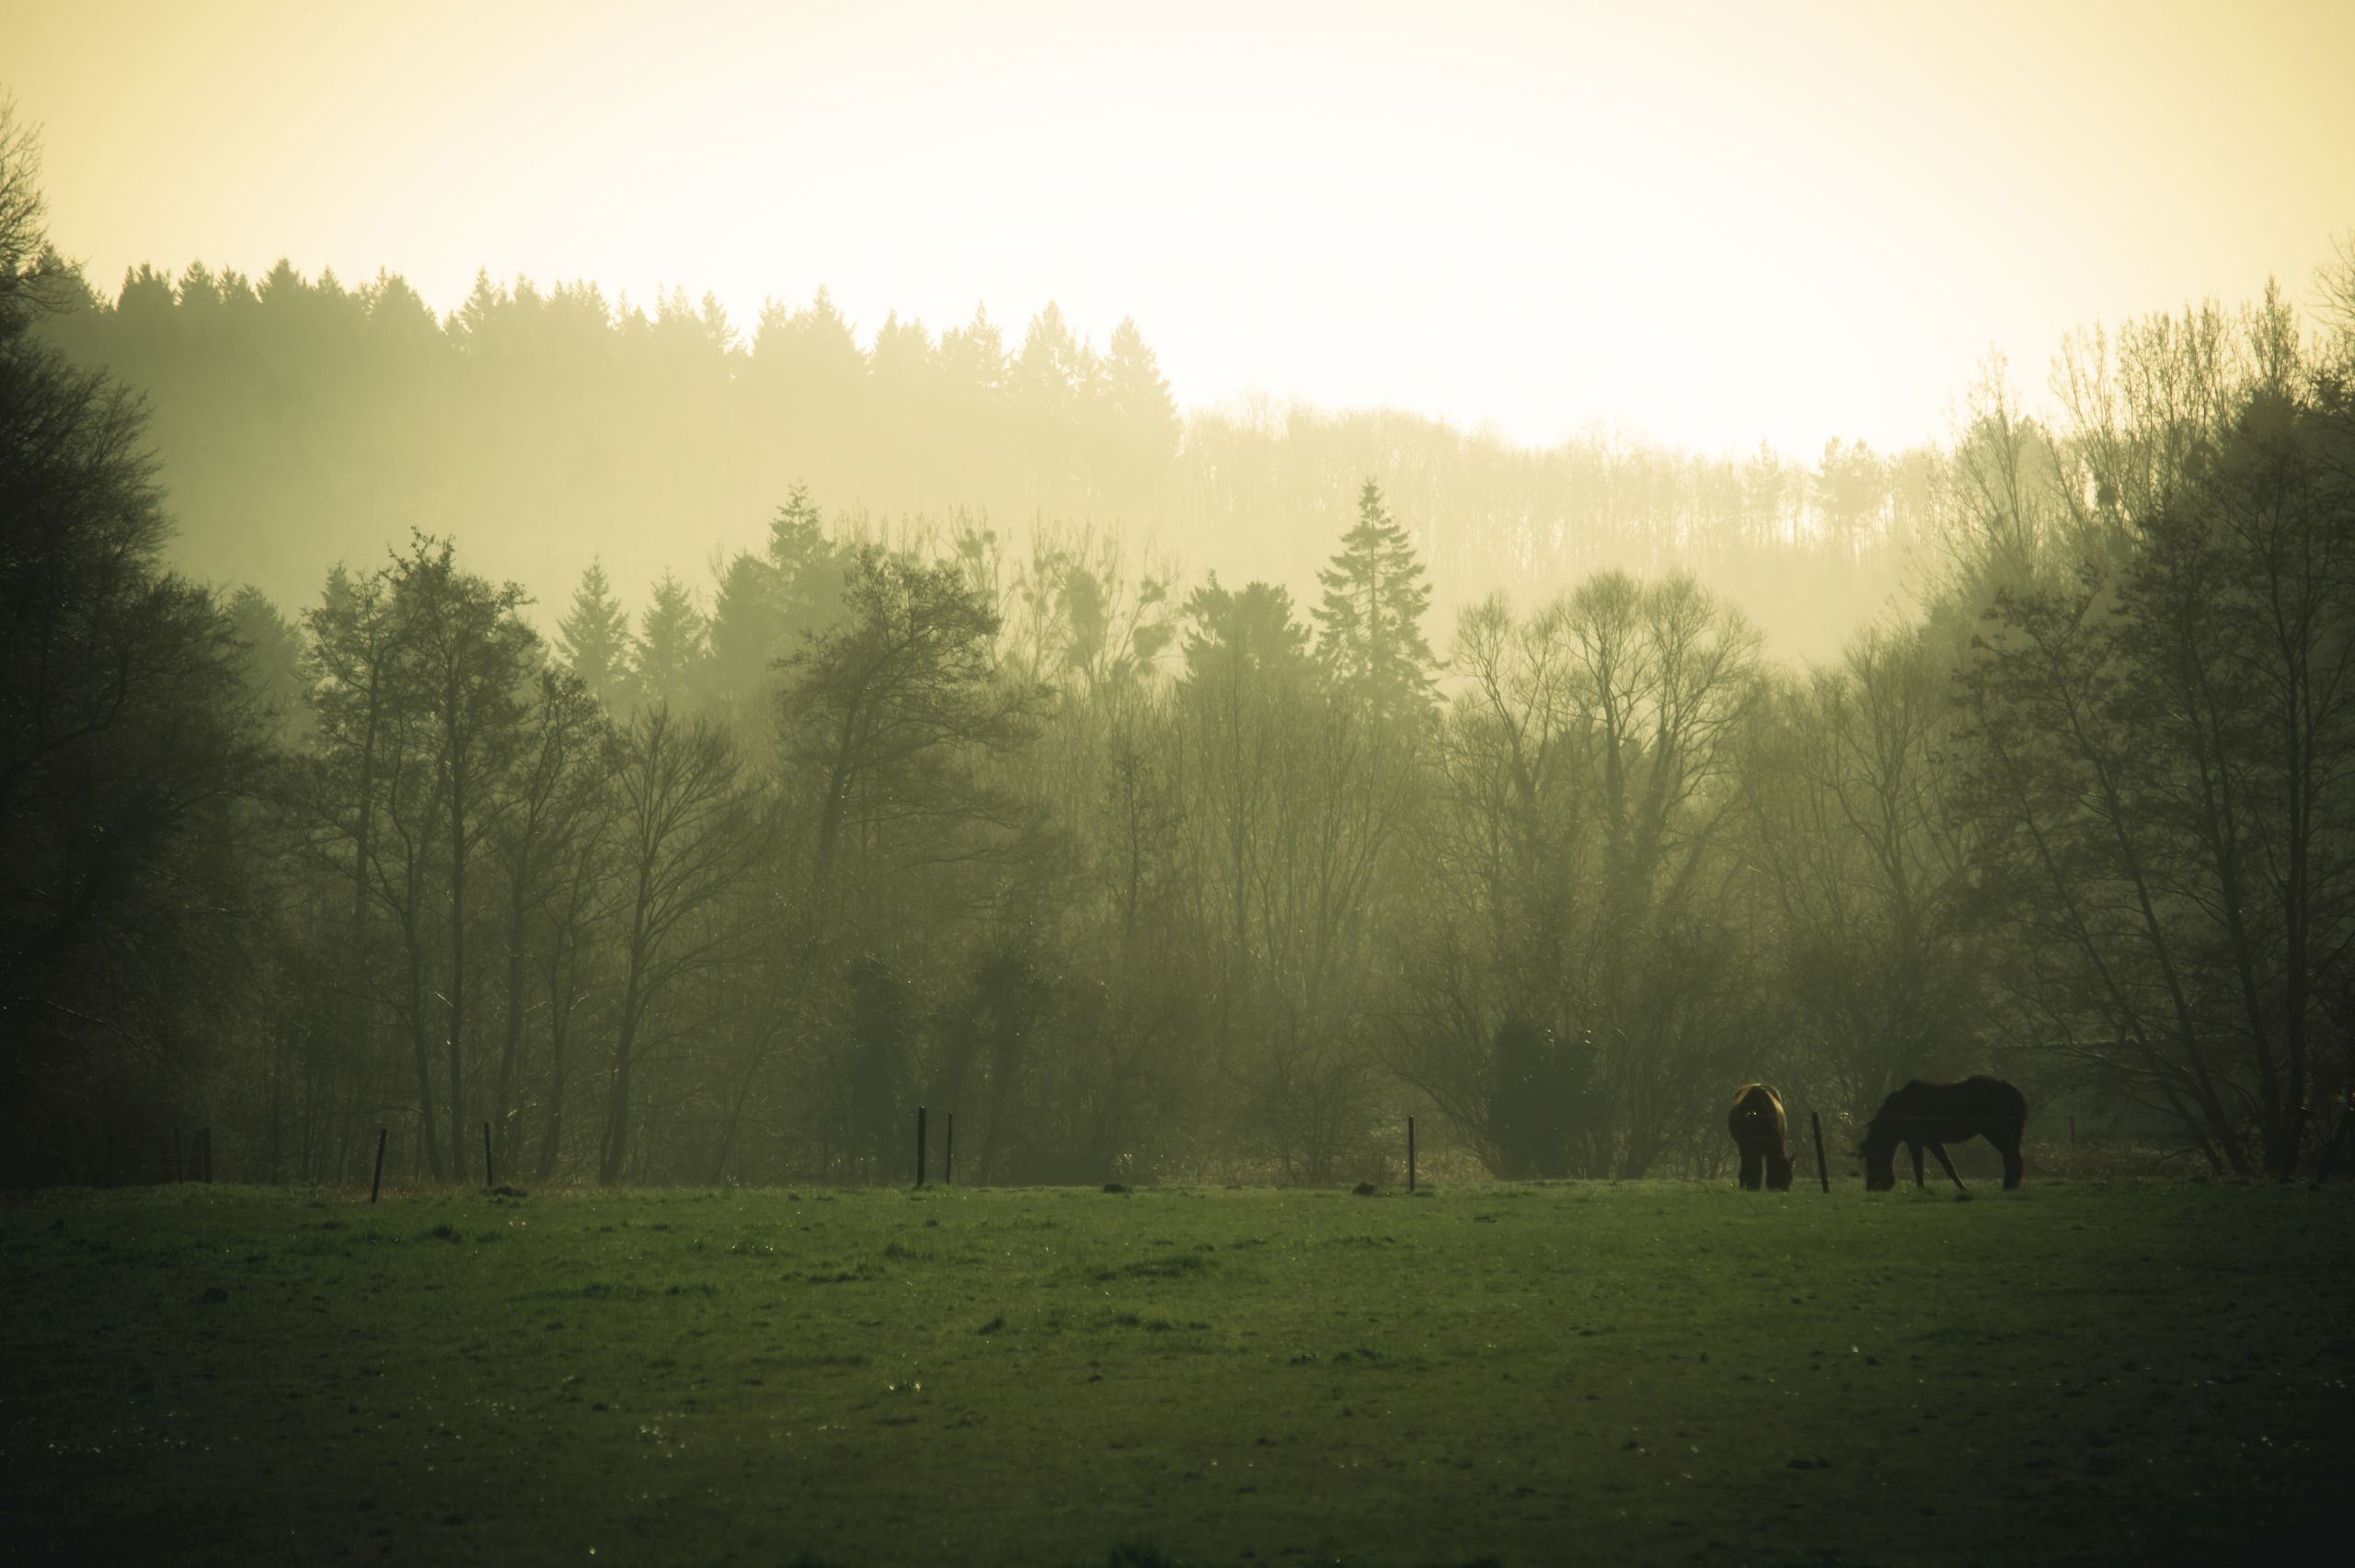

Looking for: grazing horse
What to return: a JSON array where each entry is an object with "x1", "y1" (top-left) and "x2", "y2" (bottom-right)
[
  {"x1": 1728, "y1": 1082, "x2": 1795, "y2": 1191},
  {"x1": 1860, "y1": 1077, "x2": 2028, "y2": 1192}
]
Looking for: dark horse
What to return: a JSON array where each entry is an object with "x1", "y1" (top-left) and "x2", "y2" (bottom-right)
[
  {"x1": 1860, "y1": 1077, "x2": 2028, "y2": 1191},
  {"x1": 1728, "y1": 1082, "x2": 1794, "y2": 1191}
]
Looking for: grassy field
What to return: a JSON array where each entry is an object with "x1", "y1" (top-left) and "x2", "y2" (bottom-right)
[{"x1": 3, "y1": 1176, "x2": 2349, "y2": 1566}]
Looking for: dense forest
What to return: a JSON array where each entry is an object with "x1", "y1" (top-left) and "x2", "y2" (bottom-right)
[
  {"x1": 8, "y1": 111, "x2": 2354, "y2": 1190},
  {"x1": 31, "y1": 255, "x2": 1930, "y2": 668}
]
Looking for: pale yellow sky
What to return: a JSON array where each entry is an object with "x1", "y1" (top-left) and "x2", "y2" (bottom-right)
[{"x1": 11, "y1": 0, "x2": 2352, "y2": 454}]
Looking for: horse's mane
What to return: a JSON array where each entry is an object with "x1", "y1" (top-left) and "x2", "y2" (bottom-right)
[{"x1": 1862, "y1": 1082, "x2": 1933, "y2": 1143}]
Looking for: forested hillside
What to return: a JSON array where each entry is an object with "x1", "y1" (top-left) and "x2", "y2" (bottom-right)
[{"x1": 36, "y1": 259, "x2": 1930, "y2": 663}]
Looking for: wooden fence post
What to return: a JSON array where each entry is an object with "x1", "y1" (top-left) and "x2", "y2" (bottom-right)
[
  {"x1": 1810, "y1": 1111, "x2": 1830, "y2": 1194},
  {"x1": 1407, "y1": 1116, "x2": 1417, "y2": 1193},
  {"x1": 915, "y1": 1106, "x2": 928, "y2": 1188},
  {"x1": 173, "y1": 1126, "x2": 182, "y2": 1184},
  {"x1": 369, "y1": 1127, "x2": 387, "y2": 1204},
  {"x1": 482, "y1": 1122, "x2": 496, "y2": 1188},
  {"x1": 103, "y1": 1131, "x2": 114, "y2": 1190},
  {"x1": 945, "y1": 1113, "x2": 955, "y2": 1185},
  {"x1": 201, "y1": 1127, "x2": 214, "y2": 1184}
]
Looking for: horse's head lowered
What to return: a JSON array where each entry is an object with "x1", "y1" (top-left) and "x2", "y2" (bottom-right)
[{"x1": 1856, "y1": 1121, "x2": 1900, "y2": 1191}]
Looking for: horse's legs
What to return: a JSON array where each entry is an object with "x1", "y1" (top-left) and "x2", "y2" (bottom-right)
[
  {"x1": 1927, "y1": 1142, "x2": 1965, "y2": 1191},
  {"x1": 1739, "y1": 1146, "x2": 1762, "y2": 1190},
  {"x1": 1993, "y1": 1131, "x2": 2024, "y2": 1189},
  {"x1": 1908, "y1": 1141, "x2": 1926, "y2": 1187}
]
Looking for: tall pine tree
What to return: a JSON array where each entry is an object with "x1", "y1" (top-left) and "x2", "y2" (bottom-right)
[
  {"x1": 766, "y1": 483, "x2": 844, "y2": 638},
  {"x1": 633, "y1": 570, "x2": 708, "y2": 714},
  {"x1": 556, "y1": 558, "x2": 633, "y2": 715},
  {"x1": 1313, "y1": 479, "x2": 1437, "y2": 722}
]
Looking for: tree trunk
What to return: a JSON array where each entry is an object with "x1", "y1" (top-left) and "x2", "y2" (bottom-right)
[
  {"x1": 536, "y1": 953, "x2": 571, "y2": 1185},
  {"x1": 403, "y1": 912, "x2": 442, "y2": 1181},
  {"x1": 446, "y1": 740, "x2": 469, "y2": 1184},
  {"x1": 491, "y1": 875, "x2": 530, "y2": 1172},
  {"x1": 599, "y1": 940, "x2": 649, "y2": 1185}
]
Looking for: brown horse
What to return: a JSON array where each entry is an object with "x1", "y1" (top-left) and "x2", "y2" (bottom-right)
[
  {"x1": 1728, "y1": 1082, "x2": 1794, "y2": 1191},
  {"x1": 1860, "y1": 1077, "x2": 2028, "y2": 1191}
]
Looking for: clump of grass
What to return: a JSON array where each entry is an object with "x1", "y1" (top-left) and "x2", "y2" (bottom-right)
[
  {"x1": 1120, "y1": 1253, "x2": 1208, "y2": 1280},
  {"x1": 791, "y1": 1259, "x2": 884, "y2": 1285},
  {"x1": 977, "y1": 1311, "x2": 1007, "y2": 1334},
  {"x1": 571, "y1": 1280, "x2": 716, "y2": 1301},
  {"x1": 1282, "y1": 1344, "x2": 1397, "y2": 1368}
]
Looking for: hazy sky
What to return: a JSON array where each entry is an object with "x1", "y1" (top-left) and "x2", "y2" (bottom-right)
[{"x1": 13, "y1": 0, "x2": 2352, "y2": 454}]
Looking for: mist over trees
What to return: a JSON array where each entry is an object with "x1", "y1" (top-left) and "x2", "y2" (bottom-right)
[
  {"x1": 33, "y1": 258, "x2": 1935, "y2": 667},
  {"x1": 6, "y1": 112, "x2": 2353, "y2": 1191}
]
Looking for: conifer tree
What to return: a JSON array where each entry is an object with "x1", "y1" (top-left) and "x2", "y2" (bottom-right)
[
  {"x1": 556, "y1": 559, "x2": 633, "y2": 715},
  {"x1": 1313, "y1": 479, "x2": 1438, "y2": 722},
  {"x1": 705, "y1": 549, "x2": 782, "y2": 721},
  {"x1": 633, "y1": 570, "x2": 708, "y2": 715},
  {"x1": 766, "y1": 483, "x2": 839, "y2": 634},
  {"x1": 1104, "y1": 316, "x2": 1178, "y2": 455}
]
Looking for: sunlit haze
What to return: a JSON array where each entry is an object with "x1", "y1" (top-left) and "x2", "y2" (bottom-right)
[
  {"x1": 17, "y1": 0, "x2": 2353, "y2": 455},
  {"x1": 10, "y1": 7, "x2": 2355, "y2": 1558}
]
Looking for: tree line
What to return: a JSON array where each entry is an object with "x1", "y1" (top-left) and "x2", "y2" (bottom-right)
[
  {"x1": 36, "y1": 251, "x2": 1932, "y2": 667},
  {"x1": 7, "y1": 114, "x2": 2352, "y2": 1187}
]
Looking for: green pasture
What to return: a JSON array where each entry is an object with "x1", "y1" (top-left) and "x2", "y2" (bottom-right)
[{"x1": 3, "y1": 1177, "x2": 2348, "y2": 1566}]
